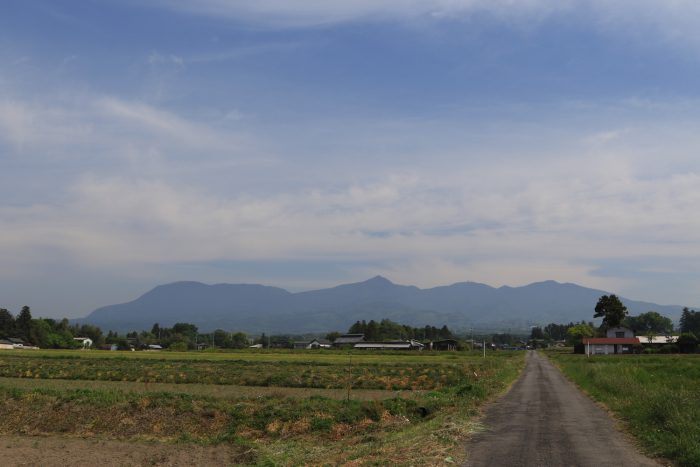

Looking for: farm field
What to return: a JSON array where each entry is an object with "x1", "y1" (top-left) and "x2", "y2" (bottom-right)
[
  {"x1": 547, "y1": 350, "x2": 700, "y2": 466},
  {"x1": 0, "y1": 349, "x2": 525, "y2": 465}
]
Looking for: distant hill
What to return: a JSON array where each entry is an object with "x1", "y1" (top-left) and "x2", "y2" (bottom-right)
[{"x1": 76, "y1": 276, "x2": 687, "y2": 333}]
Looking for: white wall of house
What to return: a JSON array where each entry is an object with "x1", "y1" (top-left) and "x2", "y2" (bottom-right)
[{"x1": 606, "y1": 327, "x2": 634, "y2": 338}]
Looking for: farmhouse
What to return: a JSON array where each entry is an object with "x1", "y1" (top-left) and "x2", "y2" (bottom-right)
[
  {"x1": 332, "y1": 333, "x2": 365, "y2": 348},
  {"x1": 583, "y1": 327, "x2": 639, "y2": 355},
  {"x1": 293, "y1": 338, "x2": 332, "y2": 349},
  {"x1": 354, "y1": 340, "x2": 424, "y2": 350}
]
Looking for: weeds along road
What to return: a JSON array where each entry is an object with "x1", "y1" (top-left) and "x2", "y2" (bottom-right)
[{"x1": 463, "y1": 351, "x2": 661, "y2": 467}]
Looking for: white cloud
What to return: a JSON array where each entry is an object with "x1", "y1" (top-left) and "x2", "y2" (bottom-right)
[
  {"x1": 151, "y1": 0, "x2": 571, "y2": 26},
  {"x1": 3, "y1": 90, "x2": 700, "y2": 308},
  {"x1": 144, "y1": 0, "x2": 700, "y2": 49}
]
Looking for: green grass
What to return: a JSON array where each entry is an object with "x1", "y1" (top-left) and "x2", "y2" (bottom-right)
[
  {"x1": 0, "y1": 349, "x2": 526, "y2": 465},
  {"x1": 547, "y1": 351, "x2": 700, "y2": 466}
]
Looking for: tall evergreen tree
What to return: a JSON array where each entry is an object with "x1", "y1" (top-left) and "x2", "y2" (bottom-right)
[
  {"x1": 0, "y1": 308, "x2": 14, "y2": 337},
  {"x1": 16, "y1": 306, "x2": 33, "y2": 341}
]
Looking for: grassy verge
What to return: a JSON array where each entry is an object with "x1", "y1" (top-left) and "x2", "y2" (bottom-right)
[
  {"x1": 546, "y1": 350, "x2": 700, "y2": 466},
  {"x1": 0, "y1": 350, "x2": 525, "y2": 465}
]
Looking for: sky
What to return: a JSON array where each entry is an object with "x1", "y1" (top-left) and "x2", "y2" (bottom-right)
[{"x1": 2, "y1": 0, "x2": 700, "y2": 319}]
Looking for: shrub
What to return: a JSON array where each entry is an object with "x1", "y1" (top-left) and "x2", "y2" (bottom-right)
[{"x1": 658, "y1": 345, "x2": 679, "y2": 354}]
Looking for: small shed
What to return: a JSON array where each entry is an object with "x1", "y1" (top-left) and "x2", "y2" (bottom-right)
[{"x1": 431, "y1": 339, "x2": 459, "y2": 351}]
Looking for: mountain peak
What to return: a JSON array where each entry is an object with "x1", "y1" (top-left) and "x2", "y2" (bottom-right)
[{"x1": 365, "y1": 275, "x2": 394, "y2": 286}]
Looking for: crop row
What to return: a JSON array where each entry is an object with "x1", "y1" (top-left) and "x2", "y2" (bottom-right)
[{"x1": 0, "y1": 355, "x2": 473, "y2": 390}]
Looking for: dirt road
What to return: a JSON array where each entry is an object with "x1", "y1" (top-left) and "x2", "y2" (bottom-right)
[{"x1": 463, "y1": 351, "x2": 661, "y2": 467}]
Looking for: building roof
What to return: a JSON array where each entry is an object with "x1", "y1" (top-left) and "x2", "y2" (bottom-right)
[
  {"x1": 354, "y1": 340, "x2": 424, "y2": 349},
  {"x1": 637, "y1": 336, "x2": 679, "y2": 344},
  {"x1": 334, "y1": 334, "x2": 365, "y2": 344},
  {"x1": 583, "y1": 337, "x2": 640, "y2": 345}
]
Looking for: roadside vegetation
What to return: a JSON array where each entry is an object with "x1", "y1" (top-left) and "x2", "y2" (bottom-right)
[
  {"x1": 0, "y1": 349, "x2": 525, "y2": 465},
  {"x1": 547, "y1": 350, "x2": 700, "y2": 466}
]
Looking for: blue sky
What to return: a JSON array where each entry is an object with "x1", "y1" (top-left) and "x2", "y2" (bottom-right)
[{"x1": 2, "y1": 0, "x2": 700, "y2": 318}]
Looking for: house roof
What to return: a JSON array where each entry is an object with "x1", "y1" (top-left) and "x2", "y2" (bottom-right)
[
  {"x1": 583, "y1": 337, "x2": 640, "y2": 345},
  {"x1": 334, "y1": 334, "x2": 365, "y2": 344}
]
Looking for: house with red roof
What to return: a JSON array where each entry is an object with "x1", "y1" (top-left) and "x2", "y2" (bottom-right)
[{"x1": 583, "y1": 327, "x2": 639, "y2": 355}]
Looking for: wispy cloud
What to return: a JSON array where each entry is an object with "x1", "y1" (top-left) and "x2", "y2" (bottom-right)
[{"x1": 142, "y1": 0, "x2": 700, "y2": 46}]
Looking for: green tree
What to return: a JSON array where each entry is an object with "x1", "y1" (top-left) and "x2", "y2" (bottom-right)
[
  {"x1": 567, "y1": 323, "x2": 595, "y2": 345},
  {"x1": 594, "y1": 295, "x2": 628, "y2": 328},
  {"x1": 623, "y1": 311, "x2": 673, "y2": 335},
  {"x1": 677, "y1": 332, "x2": 699, "y2": 354},
  {"x1": 530, "y1": 327, "x2": 545, "y2": 340},
  {"x1": 365, "y1": 320, "x2": 379, "y2": 340},
  {"x1": 16, "y1": 306, "x2": 33, "y2": 342},
  {"x1": 0, "y1": 308, "x2": 14, "y2": 337},
  {"x1": 230, "y1": 332, "x2": 249, "y2": 348},
  {"x1": 325, "y1": 331, "x2": 341, "y2": 342},
  {"x1": 680, "y1": 308, "x2": 700, "y2": 335}
]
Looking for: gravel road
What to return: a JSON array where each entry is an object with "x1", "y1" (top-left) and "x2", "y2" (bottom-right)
[{"x1": 463, "y1": 351, "x2": 661, "y2": 467}]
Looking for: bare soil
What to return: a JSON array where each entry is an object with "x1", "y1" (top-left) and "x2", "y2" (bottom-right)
[
  {"x1": 463, "y1": 351, "x2": 662, "y2": 467},
  {"x1": 0, "y1": 435, "x2": 240, "y2": 466}
]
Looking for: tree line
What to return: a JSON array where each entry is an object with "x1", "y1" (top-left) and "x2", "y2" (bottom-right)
[
  {"x1": 345, "y1": 319, "x2": 454, "y2": 341},
  {"x1": 0, "y1": 306, "x2": 254, "y2": 350}
]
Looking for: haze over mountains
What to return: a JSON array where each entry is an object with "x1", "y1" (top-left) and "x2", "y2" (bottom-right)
[{"x1": 77, "y1": 277, "x2": 686, "y2": 334}]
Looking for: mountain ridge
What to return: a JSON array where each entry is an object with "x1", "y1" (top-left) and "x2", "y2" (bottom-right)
[{"x1": 76, "y1": 276, "x2": 689, "y2": 333}]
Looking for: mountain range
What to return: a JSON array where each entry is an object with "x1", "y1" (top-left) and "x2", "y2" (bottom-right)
[{"x1": 76, "y1": 276, "x2": 687, "y2": 334}]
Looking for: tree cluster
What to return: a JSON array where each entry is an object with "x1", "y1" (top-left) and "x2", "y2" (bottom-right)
[
  {"x1": 529, "y1": 321, "x2": 595, "y2": 345},
  {"x1": 623, "y1": 311, "x2": 674, "y2": 335},
  {"x1": 120, "y1": 323, "x2": 250, "y2": 350},
  {"x1": 0, "y1": 306, "x2": 104, "y2": 349},
  {"x1": 347, "y1": 319, "x2": 453, "y2": 341}
]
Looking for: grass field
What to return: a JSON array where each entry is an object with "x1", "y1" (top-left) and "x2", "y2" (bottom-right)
[
  {"x1": 547, "y1": 350, "x2": 700, "y2": 467},
  {"x1": 0, "y1": 349, "x2": 525, "y2": 465}
]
